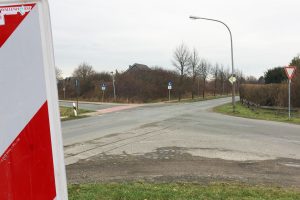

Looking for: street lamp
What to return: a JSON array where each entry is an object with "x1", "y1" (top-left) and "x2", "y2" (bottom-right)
[
  {"x1": 189, "y1": 15, "x2": 236, "y2": 112},
  {"x1": 111, "y1": 71, "x2": 116, "y2": 101}
]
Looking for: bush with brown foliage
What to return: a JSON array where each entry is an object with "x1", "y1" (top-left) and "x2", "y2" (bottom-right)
[
  {"x1": 116, "y1": 67, "x2": 182, "y2": 102},
  {"x1": 240, "y1": 78, "x2": 299, "y2": 108},
  {"x1": 241, "y1": 55, "x2": 300, "y2": 108},
  {"x1": 58, "y1": 64, "x2": 237, "y2": 103}
]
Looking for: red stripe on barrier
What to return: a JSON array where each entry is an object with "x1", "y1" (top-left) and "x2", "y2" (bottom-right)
[
  {"x1": 0, "y1": 4, "x2": 36, "y2": 48},
  {"x1": 0, "y1": 101, "x2": 56, "y2": 199}
]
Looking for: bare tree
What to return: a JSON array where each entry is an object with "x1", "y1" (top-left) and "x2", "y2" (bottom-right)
[
  {"x1": 172, "y1": 43, "x2": 190, "y2": 101},
  {"x1": 72, "y1": 62, "x2": 95, "y2": 80},
  {"x1": 224, "y1": 67, "x2": 231, "y2": 95},
  {"x1": 188, "y1": 48, "x2": 200, "y2": 99},
  {"x1": 245, "y1": 76, "x2": 258, "y2": 84},
  {"x1": 72, "y1": 62, "x2": 96, "y2": 96},
  {"x1": 235, "y1": 69, "x2": 245, "y2": 92},
  {"x1": 55, "y1": 67, "x2": 63, "y2": 81},
  {"x1": 197, "y1": 59, "x2": 211, "y2": 98},
  {"x1": 211, "y1": 63, "x2": 219, "y2": 96},
  {"x1": 219, "y1": 65, "x2": 226, "y2": 95}
]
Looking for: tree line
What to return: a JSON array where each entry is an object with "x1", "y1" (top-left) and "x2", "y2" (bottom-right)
[
  {"x1": 56, "y1": 43, "x2": 255, "y2": 103},
  {"x1": 172, "y1": 43, "x2": 247, "y2": 100}
]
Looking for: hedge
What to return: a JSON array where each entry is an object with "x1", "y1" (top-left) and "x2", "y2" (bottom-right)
[{"x1": 240, "y1": 81, "x2": 299, "y2": 108}]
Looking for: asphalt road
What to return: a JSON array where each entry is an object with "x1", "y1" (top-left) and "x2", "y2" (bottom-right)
[
  {"x1": 62, "y1": 98, "x2": 300, "y2": 186},
  {"x1": 62, "y1": 98, "x2": 232, "y2": 146}
]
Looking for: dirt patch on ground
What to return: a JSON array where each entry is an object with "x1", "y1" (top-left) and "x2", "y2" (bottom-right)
[{"x1": 66, "y1": 146, "x2": 300, "y2": 188}]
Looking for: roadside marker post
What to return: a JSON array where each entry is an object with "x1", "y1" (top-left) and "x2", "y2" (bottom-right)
[
  {"x1": 284, "y1": 66, "x2": 297, "y2": 120},
  {"x1": 228, "y1": 75, "x2": 237, "y2": 112},
  {"x1": 168, "y1": 82, "x2": 172, "y2": 102},
  {"x1": 73, "y1": 102, "x2": 78, "y2": 116},
  {"x1": 0, "y1": 0, "x2": 68, "y2": 199}
]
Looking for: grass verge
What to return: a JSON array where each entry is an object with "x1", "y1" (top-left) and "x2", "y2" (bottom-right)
[
  {"x1": 214, "y1": 102, "x2": 300, "y2": 125},
  {"x1": 60, "y1": 106, "x2": 93, "y2": 121},
  {"x1": 68, "y1": 183, "x2": 300, "y2": 200}
]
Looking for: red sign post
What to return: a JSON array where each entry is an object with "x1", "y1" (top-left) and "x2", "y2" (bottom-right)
[{"x1": 284, "y1": 66, "x2": 297, "y2": 119}]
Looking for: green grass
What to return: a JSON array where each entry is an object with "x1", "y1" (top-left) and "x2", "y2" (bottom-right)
[
  {"x1": 60, "y1": 106, "x2": 93, "y2": 121},
  {"x1": 68, "y1": 183, "x2": 300, "y2": 200},
  {"x1": 214, "y1": 102, "x2": 300, "y2": 125}
]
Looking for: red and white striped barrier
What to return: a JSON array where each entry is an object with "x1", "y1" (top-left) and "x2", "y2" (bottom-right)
[{"x1": 0, "y1": 0, "x2": 68, "y2": 199}]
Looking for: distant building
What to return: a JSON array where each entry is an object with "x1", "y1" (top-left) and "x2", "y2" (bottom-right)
[{"x1": 125, "y1": 63, "x2": 151, "y2": 73}]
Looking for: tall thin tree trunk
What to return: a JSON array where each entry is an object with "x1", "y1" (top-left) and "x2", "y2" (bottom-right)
[
  {"x1": 222, "y1": 80, "x2": 225, "y2": 96},
  {"x1": 192, "y1": 75, "x2": 196, "y2": 99},
  {"x1": 202, "y1": 79, "x2": 206, "y2": 99},
  {"x1": 179, "y1": 74, "x2": 183, "y2": 101},
  {"x1": 197, "y1": 78, "x2": 200, "y2": 97},
  {"x1": 214, "y1": 79, "x2": 217, "y2": 96}
]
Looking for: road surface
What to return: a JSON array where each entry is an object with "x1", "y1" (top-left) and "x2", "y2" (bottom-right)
[{"x1": 62, "y1": 98, "x2": 300, "y2": 187}]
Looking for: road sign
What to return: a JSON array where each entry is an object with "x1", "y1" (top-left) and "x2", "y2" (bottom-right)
[
  {"x1": 101, "y1": 83, "x2": 106, "y2": 91},
  {"x1": 0, "y1": 1, "x2": 67, "y2": 199},
  {"x1": 168, "y1": 81, "x2": 172, "y2": 90},
  {"x1": 284, "y1": 66, "x2": 297, "y2": 120},
  {"x1": 167, "y1": 82, "x2": 172, "y2": 101},
  {"x1": 228, "y1": 76, "x2": 237, "y2": 84},
  {"x1": 284, "y1": 66, "x2": 296, "y2": 80}
]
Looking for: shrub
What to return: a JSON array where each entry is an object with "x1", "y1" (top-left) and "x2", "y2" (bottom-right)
[{"x1": 240, "y1": 82, "x2": 299, "y2": 108}]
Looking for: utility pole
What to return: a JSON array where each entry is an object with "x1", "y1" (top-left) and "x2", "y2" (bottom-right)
[
  {"x1": 102, "y1": 90, "x2": 105, "y2": 102},
  {"x1": 111, "y1": 71, "x2": 116, "y2": 101},
  {"x1": 101, "y1": 83, "x2": 106, "y2": 102},
  {"x1": 75, "y1": 79, "x2": 79, "y2": 111},
  {"x1": 63, "y1": 79, "x2": 66, "y2": 99}
]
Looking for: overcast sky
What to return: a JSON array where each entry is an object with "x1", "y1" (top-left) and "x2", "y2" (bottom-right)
[{"x1": 48, "y1": 0, "x2": 300, "y2": 78}]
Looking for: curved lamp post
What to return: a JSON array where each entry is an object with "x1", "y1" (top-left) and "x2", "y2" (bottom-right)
[{"x1": 189, "y1": 16, "x2": 236, "y2": 112}]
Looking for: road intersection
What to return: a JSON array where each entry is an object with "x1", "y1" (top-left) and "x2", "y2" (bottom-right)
[{"x1": 61, "y1": 98, "x2": 300, "y2": 186}]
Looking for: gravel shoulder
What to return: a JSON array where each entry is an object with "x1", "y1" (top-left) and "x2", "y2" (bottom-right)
[{"x1": 67, "y1": 146, "x2": 300, "y2": 188}]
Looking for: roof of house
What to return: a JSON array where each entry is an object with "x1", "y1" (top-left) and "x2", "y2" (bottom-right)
[{"x1": 125, "y1": 63, "x2": 151, "y2": 73}]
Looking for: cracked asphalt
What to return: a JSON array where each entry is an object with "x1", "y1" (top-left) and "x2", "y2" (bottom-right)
[{"x1": 62, "y1": 98, "x2": 300, "y2": 187}]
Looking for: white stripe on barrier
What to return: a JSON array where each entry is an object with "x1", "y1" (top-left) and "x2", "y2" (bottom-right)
[{"x1": 0, "y1": 6, "x2": 46, "y2": 156}]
